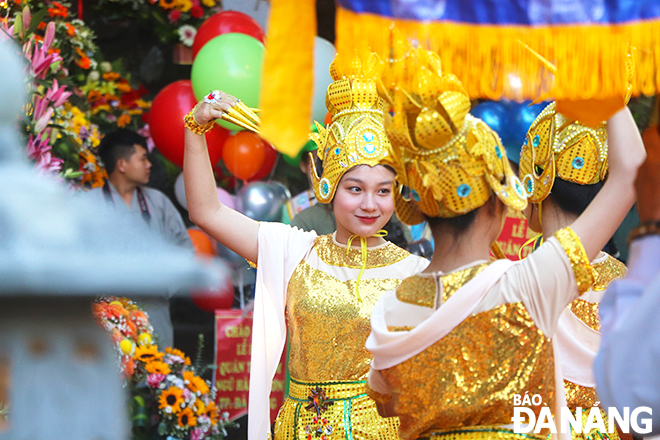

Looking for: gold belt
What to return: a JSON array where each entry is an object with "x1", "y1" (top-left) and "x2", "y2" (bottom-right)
[
  {"x1": 287, "y1": 377, "x2": 367, "y2": 402},
  {"x1": 421, "y1": 426, "x2": 545, "y2": 440}
]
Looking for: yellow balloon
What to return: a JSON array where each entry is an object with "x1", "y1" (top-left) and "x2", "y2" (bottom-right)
[
  {"x1": 138, "y1": 333, "x2": 152, "y2": 346},
  {"x1": 119, "y1": 339, "x2": 134, "y2": 355}
]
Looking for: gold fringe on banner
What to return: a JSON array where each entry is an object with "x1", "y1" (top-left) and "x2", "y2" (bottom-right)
[
  {"x1": 258, "y1": 0, "x2": 316, "y2": 157},
  {"x1": 336, "y1": 6, "x2": 660, "y2": 102}
]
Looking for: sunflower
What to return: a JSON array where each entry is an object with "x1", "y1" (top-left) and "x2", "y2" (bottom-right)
[
  {"x1": 177, "y1": 407, "x2": 197, "y2": 428},
  {"x1": 145, "y1": 360, "x2": 171, "y2": 375},
  {"x1": 134, "y1": 345, "x2": 163, "y2": 363},
  {"x1": 193, "y1": 399, "x2": 205, "y2": 416},
  {"x1": 167, "y1": 347, "x2": 191, "y2": 365},
  {"x1": 182, "y1": 371, "x2": 210, "y2": 394},
  {"x1": 158, "y1": 386, "x2": 184, "y2": 414},
  {"x1": 204, "y1": 401, "x2": 218, "y2": 425},
  {"x1": 158, "y1": 0, "x2": 176, "y2": 10}
]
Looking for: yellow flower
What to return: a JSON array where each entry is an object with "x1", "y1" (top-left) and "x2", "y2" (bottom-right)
[
  {"x1": 135, "y1": 99, "x2": 151, "y2": 109},
  {"x1": 117, "y1": 114, "x2": 131, "y2": 128},
  {"x1": 158, "y1": 0, "x2": 176, "y2": 9},
  {"x1": 166, "y1": 347, "x2": 191, "y2": 365},
  {"x1": 201, "y1": 0, "x2": 214, "y2": 7},
  {"x1": 176, "y1": 0, "x2": 191, "y2": 12},
  {"x1": 115, "y1": 82, "x2": 132, "y2": 93},
  {"x1": 183, "y1": 371, "x2": 209, "y2": 395},
  {"x1": 204, "y1": 401, "x2": 218, "y2": 425},
  {"x1": 193, "y1": 399, "x2": 205, "y2": 416},
  {"x1": 145, "y1": 360, "x2": 171, "y2": 375},
  {"x1": 134, "y1": 345, "x2": 163, "y2": 363},
  {"x1": 159, "y1": 386, "x2": 184, "y2": 414},
  {"x1": 177, "y1": 407, "x2": 197, "y2": 428}
]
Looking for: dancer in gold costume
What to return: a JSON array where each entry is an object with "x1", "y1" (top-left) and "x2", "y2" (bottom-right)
[
  {"x1": 364, "y1": 47, "x2": 644, "y2": 440},
  {"x1": 183, "y1": 55, "x2": 428, "y2": 440},
  {"x1": 520, "y1": 103, "x2": 628, "y2": 440}
]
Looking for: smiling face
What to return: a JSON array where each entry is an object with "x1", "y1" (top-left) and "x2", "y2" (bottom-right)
[{"x1": 332, "y1": 165, "x2": 396, "y2": 243}]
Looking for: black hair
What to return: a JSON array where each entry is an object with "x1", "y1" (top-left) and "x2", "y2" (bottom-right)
[
  {"x1": 550, "y1": 177, "x2": 604, "y2": 216},
  {"x1": 98, "y1": 129, "x2": 148, "y2": 175},
  {"x1": 426, "y1": 209, "x2": 478, "y2": 235}
]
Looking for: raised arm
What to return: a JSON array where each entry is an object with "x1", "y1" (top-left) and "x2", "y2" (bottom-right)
[
  {"x1": 183, "y1": 92, "x2": 259, "y2": 263},
  {"x1": 570, "y1": 106, "x2": 646, "y2": 261}
]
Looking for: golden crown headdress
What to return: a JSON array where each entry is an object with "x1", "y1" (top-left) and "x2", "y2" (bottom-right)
[
  {"x1": 308, "y1": 54, "x2": 400, "y2": 204},
  {"x1": 519, "y1": 101, "x2": 608, "y2": 204},
  {"x1": 378, "y1": 46, "x2": 527, "y2": 224}
]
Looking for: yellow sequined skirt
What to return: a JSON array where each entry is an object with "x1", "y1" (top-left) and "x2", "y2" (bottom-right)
[
  {"x1": 273, "y1": 377, "x2": 400, "y2": 440},
  {"x1": 420, "y1": 427, "x2": 545, "y2": 440}
]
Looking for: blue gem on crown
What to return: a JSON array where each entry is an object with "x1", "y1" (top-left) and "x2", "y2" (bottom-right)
[
  {"x1": 572, "y1": 157, "x2": 585, "y2": 169},
  {"x1": 532, "y1": 135, "x2": 540, "y2": 148},
  {"x1": 411, "y1": 189, "x2": 421, "y2": 202},
  {"x1": 334, "y1": 147, "x2": 341, "y2": 155},
  {"x1": 495, "y1": 145, "x2": 503, "y2": 159},
  {"x1": 457, "y1": 184, "x2": 471, "y2": 198},
  {"x1": 364, "y1": 144, "x2": 376, "y2": 154},
  {"x1": 363, "y1": 132, "x2": 375, "y2": 142}
]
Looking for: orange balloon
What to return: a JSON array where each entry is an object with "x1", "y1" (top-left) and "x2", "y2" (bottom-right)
[
  {"x1": 556, "y1": 97, "x2": 626, "y2": 127},
  {"x1": 188, "y1": 229, "x2": 215, "y2": 257},
  {"x1": 222, "y1": 132, "x2": 266, "y2": 181}
]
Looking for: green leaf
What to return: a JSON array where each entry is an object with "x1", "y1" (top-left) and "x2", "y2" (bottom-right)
[
  {"x1": 27, "y1": 8, "x2": 49, "y2": 36},
  {"x1": 157, "y1": 422, "x2": 168, "y2": 436},
  {"x1": 14, "y1": 14, "x2": 23, "y2": 37},
  {"x1": 133, "y1": 395, "x2": 145, "y2": 407}
]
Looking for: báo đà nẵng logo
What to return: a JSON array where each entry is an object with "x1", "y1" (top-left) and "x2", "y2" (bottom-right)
[{"x1": 511, "y1": 393, "x2": 652, "y2": 435}]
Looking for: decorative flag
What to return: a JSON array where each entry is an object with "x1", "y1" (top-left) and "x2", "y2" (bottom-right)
[{"x1": 335, "y1": 0, "x2": 660, "y2": 103}]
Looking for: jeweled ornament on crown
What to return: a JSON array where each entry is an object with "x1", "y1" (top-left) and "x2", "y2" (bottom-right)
[
  {"x1": 572, "y1": 157, "x2": 585, "y2": 169},
  {"x1": 363, "y1": 132, "x2": 375, "y2": 142},
  {"x1": 457, "y1": 183, "x2": 471, "y2": 198},
  {"x1": 533, "y1": 135, "x2": 540, "y2": 148},
  {"x1": 364, "y1": 144, "x2": 376, "y2": 154}
]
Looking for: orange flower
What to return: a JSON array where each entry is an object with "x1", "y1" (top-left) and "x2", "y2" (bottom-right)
[
  {"x1": 158, "y1": 0, "x2": 176, "y2": 9},
  {"x1": 183, "y1": 371, "x2": 209, "y2": 395},
  {"x1": 177, "y1": 407, "x2": 197, "y2": 428},
  {"x1": 117, "y1": 114, "x2": 131, "y2": 128},
  {"x1": 121, "y1": 355, "x2": 135, "y2": 376},
  {"x1": 204, "y1": 401, "x2": 218, "y2": 424},
  {"x1": 115, "y1": 81, "x2": 132, "y2": 93},
  {"x1": 48, "y1": 2, "x2": 68, "y2": 17},
  {"x1": 64, "y1": 23, "x2": 75, "y2": 36},
  {"x1": 47, "y1": 47, "x2": 61, "y2": 55},
  {"x1": 145, "y1": 360, "x2": 171, "y2": 375},
  {"x1": 87, "y1": 90, "x2": 102, "y2": 102},
  {"x1": 37, "y1": 22, "x2": 46, "y2": 30},
  {"x1": 134, "y1": 345, "x2": 163, "y2": 363},
  {"x1": 166, "y1": 347, "x2": 191, "y2": 365},
  {"x1": 102, "y1": 72, "x2": 121, "y2": 81},
  {"x1": 159, "y1": 386, "x2": 184, "y2": 413},
  {"x1": 76, "y1": 56, "x2": 91, "y2": 69}
]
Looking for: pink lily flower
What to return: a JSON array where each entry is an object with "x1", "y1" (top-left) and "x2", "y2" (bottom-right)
[
  {"x1": 22, "y1": 7, "x2": 31, "y2": 35},
  {"x1": 45, "y1": 80, "x2": 72, "y2": 108},
  {"x1": 33, "y1": 106, "x2": 54, "y2": 133},
  {"x1": 43, "y1": 22, "x2": 55, "y2": 51}
]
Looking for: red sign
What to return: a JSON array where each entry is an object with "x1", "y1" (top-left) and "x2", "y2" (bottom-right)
[
  {"x1": 495, "y1": 209, "x2": 538, "y2": 260},
  {"x1": 214, "y1": 310, "x2": 287, "y2": 422}
]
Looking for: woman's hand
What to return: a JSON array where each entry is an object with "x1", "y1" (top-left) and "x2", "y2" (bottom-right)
[{"x1": 193, "y1": 90, "x2": 239, "y2": 125}]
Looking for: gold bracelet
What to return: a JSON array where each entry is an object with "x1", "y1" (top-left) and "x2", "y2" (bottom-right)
[
  {"x1": 184, "y1": 102, "x2": 215, "y2": 135},
  {"x1": 628, "y1": 221, "x2": 660, "y2": 245}
]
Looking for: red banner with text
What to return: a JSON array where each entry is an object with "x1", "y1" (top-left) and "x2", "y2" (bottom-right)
[
  {"x1": 495, "y1": 209, "x2": 537, "y2": 260},
  {"x1": 214, "y1": 310, "x2": 287, "y2": 422}
]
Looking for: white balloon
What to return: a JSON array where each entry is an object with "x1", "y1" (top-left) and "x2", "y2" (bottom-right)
[
  {"x1": 311, "y1": 36, "x2": 336, "y2": 123},
  {"x1": 174, "y1": 172, "x2": 187, "y2": 210}
]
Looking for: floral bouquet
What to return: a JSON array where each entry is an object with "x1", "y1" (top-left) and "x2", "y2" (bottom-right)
[{"x1": 93, "y1": 297, "x2": 229, "y2": 440}]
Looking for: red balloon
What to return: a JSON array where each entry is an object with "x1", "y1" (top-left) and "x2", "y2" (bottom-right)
[
  {"x1": 190, "y1": 279, "x2": 234, "y2": 311},
  {"x1": 222, "y1": 132, "x2": 266, "y2": 181},
  {"x1": 192, "y1": 11, "x2": 265, "y2": 60},
  {"x1": 248, "y1": 141, "x2": 277, "y2": 181},
  {"x1": 150, "y1": 80, "x2": 229, "y2": 168}
]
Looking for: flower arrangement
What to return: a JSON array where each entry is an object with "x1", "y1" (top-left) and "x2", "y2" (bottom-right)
[
  {"x1": 1, "y1": 0, "x2": 152, "y2": 186},
  {"x1": 92, "y1": 0, "x2": 220, "y2": 45},
  {"x1": 93, "y1": 297, "x2": 230, "y2": 440}
]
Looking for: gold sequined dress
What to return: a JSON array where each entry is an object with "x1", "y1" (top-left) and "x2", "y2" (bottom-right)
[
  {"x1": 248, "y1": 222, "x2": 428, "y2": 440},
  {"x1": 557, "y1": 252, "x2": 626, "y2": 440},
  {"x1": 366, "y1": 228, "x2": 593, "y2": 440}
]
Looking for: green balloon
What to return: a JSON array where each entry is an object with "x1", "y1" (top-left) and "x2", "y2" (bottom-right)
[
  {"x1": 191, "y1": 33, "x2": 265, "y2": 131},
  {"x1": 282, "y1": 123, "x2": 320, "y2": 167}
]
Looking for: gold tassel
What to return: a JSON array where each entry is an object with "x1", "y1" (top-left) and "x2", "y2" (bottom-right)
[
  {"x1": 335, "y1": 6, "x2": 660, "y2": 101},
  {"x1": 258, "y1": 0, "x2": 316, "y2": 157}
]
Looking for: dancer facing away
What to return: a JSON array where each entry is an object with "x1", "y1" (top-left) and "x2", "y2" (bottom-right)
[
  {"x1": 183, "y1": 55, "x2": 428, "y2": 440},
  {"x1": 364, "y1": 47, "x2": 645, "y2": 440},
  {"x1": 519, "y1": 103, "x2": 628, "y2": 440}
]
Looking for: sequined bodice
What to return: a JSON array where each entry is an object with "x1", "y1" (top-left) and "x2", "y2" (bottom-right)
[
  {"x1": 564, "y1": 253, "x2": 626, "y2": 410},
  {"x1": 384, "y1": 266, "x2": 555, "y2": 440},
  {"x1": 286, "y1": 235, "x2": 412, "y2": 382}
]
